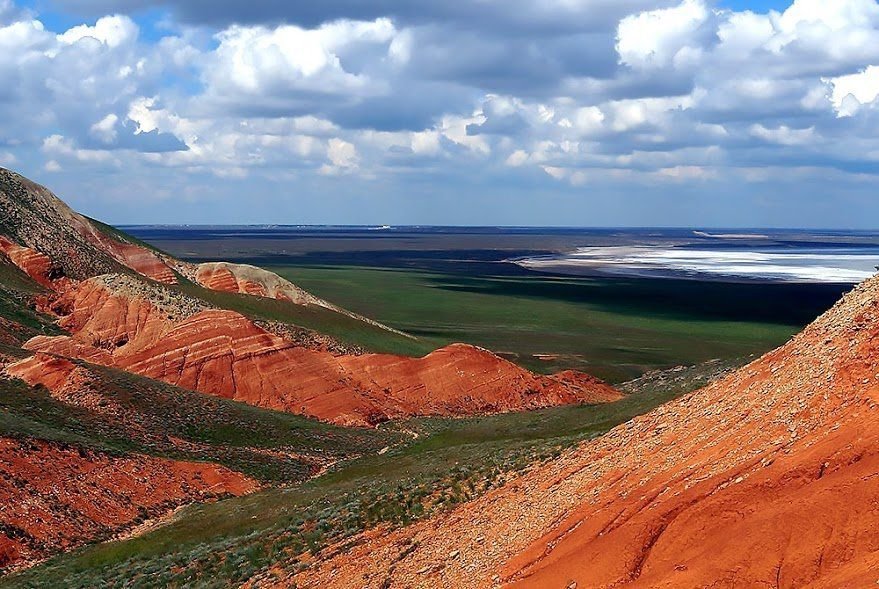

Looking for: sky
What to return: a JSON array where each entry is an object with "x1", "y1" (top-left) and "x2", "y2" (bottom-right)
[{"x1": 2, "y1": 0, "x2": 879, "y2": 227}]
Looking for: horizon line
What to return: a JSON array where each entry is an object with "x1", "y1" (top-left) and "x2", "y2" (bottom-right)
[{"x1": 117, "y1": 224, "x2": 879, "y2": 232}]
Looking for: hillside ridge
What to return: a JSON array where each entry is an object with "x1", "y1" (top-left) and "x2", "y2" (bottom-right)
[{"x1": 282, "y1": 272, "x2": 879, "y2": 588}]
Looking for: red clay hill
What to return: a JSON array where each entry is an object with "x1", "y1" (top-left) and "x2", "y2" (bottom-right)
[
  {"x1": 0, "y1": 436, "x2": 255, "y2": 570},
  {"x1": 0, "y1": 169, "x2": 175, "y2": 284},
  {"x1": 12, "y1": 275, "x2": 619, "y2": 427},
  {"x1": 279, "y1": 271, "x2": 879, "y2": 587},
  {"x1": 0, "y1": 168, "x2": 620, "y2": 427}
]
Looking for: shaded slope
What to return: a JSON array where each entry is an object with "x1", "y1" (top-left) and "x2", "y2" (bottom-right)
[
  {"x1": 0, "y1": 348, "x2": 398, "y2": 571},
  {"x1": 1, "y1": 357, "x2": 398, "y2": 482},
  {"x1": 0, "y1": 260, "x2": 61, "y2": 347},
  {"x1": 284, "y1": 274, "x2": 879, "y2": 588}
]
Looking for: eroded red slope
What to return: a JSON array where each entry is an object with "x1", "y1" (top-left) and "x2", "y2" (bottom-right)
[
  {"x1": 18, "y1": 277, "x2": 620, "y2": 426},
  {"x1": 190, "y1": 260, "x2": 411, "y2": 336},
  {"x1": 0, "y1": 237, "x2": 70, "y2": 290},
  {"x1": 0, "y1": 437, "x2": 255, "y2": 570},
  {"x1": 0, "y1": 168, "x2": 176, "y2": 284},
  {"x1": 279, "y1": 275, "x2": 879, "y2": 588},
  {"x1": 195, "y1": 262, "x2": 314, "y2": 302},
  {"x1": 76, "y1": 223, "x2": 178, "y2": 284}
]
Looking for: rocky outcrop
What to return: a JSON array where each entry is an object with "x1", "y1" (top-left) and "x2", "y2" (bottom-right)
[
  {"x1": 0, "y1": 437, "x2": 255, "y2": 571},
  {"x1": 254, "y1": 320, "x2": 366, "y2": 356},
  {"x1": 79, "y1": 225, "x2": 178, "y2": 284},
  {"x1": 193, "y1": 261, "x2": 409, "y2": 337},
  {"x1": 281, "y1": 274, "x2": 879, "y2": 588},
  {"x1": 195, "y1": 262, "x2": 325, "y2": 305},
  {"x1": 19, "y1": 278, "x2": 620, "y2": 427},
  {"x1": 5, "y1": 353, "x2": 80, "y2": 394}
]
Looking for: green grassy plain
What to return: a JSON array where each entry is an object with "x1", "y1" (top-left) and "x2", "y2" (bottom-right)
[{"x1": 268, "y1": 265, "x2": 805, "y2": 382}]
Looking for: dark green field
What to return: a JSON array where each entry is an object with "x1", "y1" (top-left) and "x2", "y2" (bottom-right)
[{"x1": 267, "y1": 264, "x2": 822, "y2": 382}]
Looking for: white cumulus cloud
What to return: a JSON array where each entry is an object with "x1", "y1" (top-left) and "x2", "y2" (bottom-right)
[
  {"x1": 204, "y1": 19, "x2": 398, "y2": 102},
  {"x1": 616, "y1": 0, "x2": 710, "y2": 69},
  {"x1": 57, "y1": 14, "x2": 137, "y2": 48},
  {"x1": 827, "y1": 65, "x2": 879, "y2": 116}
]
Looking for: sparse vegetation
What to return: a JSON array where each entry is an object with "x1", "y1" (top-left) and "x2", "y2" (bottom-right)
[
  {"x1": 172, "y1": 276, "x2": 432, "y2": 357},
  {"x1": 0, "y1": 261, "x2": 62, "y2": 342}
]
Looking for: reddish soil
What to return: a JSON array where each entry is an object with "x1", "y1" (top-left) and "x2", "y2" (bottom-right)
[
  {"x1": 0, "y1": 317, "x2": 24, "y2": 345},
  {"x1": 0, "y1": 236, "x2": 70, "y2": 290},
  {"x1": 194, "y1": 261, "x2": 324, "y2": 304},
  {"x1": 196, "y1": 263, "x2": 272, "y2": 298},
  {"x1": 0, "y1": 223, "x2": 173, "y2": 288},
  {"x1": 76, "y1": 225, "x2": 177, "y2": 285},
  {"x1": 19, "y1": 279, "x2": 620, "y2": 427},
  {"x1": 95, "y1": 239, "x2": 178, "y2": 285},
  {"x1": 0, "y1": 168, "x2": 176, "y2": 284},
  {"x1": 278, "y1": 275, "x2": 879, "y2": 588},
  {"x1": 0, "y1": 437, "x2": 255, "y2": 570},
  {"x1": 190, "y1": 261, "x2": 412, "y2": 337},
  {"x1": 5, "y1": 353, "x2": 79, "y2": 392}
]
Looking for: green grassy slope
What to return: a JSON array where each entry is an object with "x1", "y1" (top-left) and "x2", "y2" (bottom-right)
[
  {"x1": 173, "y1": 277, "x2": 431, "y2": 357},
  {"x1": 0, "y1": 363, "x2": 400, "y2": 483}
]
